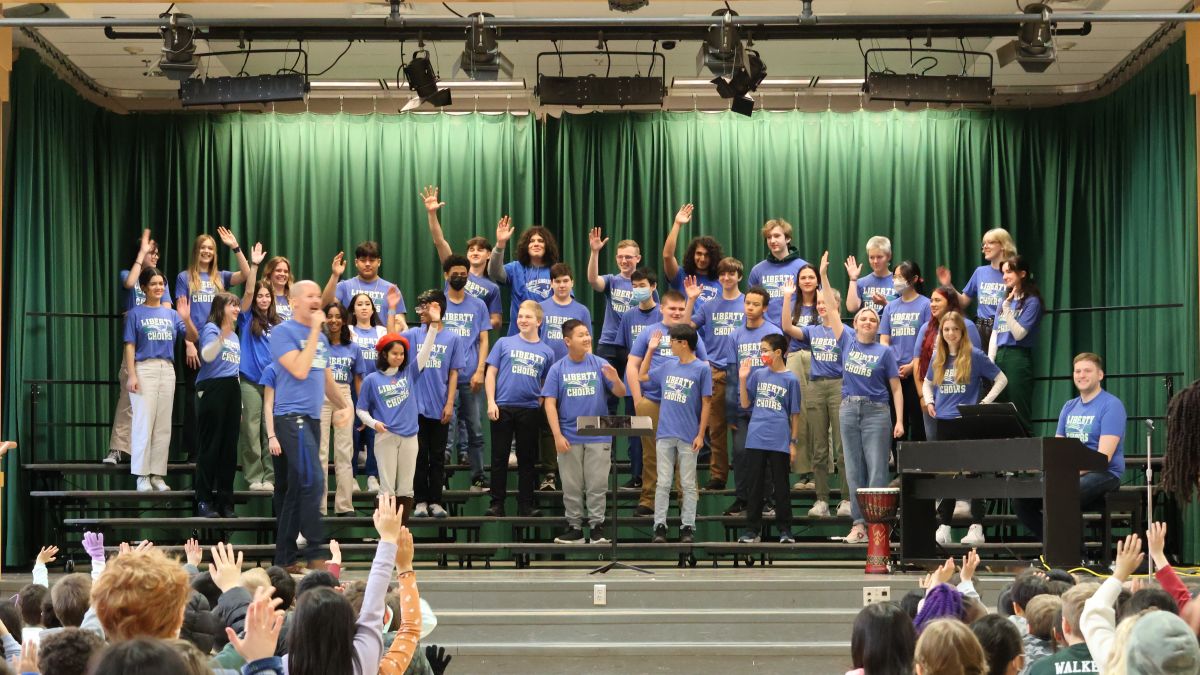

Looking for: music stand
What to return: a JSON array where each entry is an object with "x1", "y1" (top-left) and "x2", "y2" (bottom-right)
[
  {"x1": 938, "y1": 402, "x2": 1031, "y2": 441},
  {"x1": 577, "y1": 415, "x2": 655, "y2": 575}
]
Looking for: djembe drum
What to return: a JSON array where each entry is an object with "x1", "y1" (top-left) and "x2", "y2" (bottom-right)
[{"x1": 857, "y1": 487, "x2": 900, "y2": 574}]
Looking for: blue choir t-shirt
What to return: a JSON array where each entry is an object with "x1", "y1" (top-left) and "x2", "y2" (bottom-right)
[
  {"x1": 174, "y1": 270, "x2": 234, "y2": 330},
  {"x1": 350, "y1": 325, "x2": 388, "y2": 377},
  {"x1": 540, "y1": 353, "x2": 618, "y2": 444},
  {"x1": 403, "y1": 326, "x2": 465, "y2": 420},
  {"x1": 336, "y1": 277, "x2": 405, "y2": 327},
  {"x1": 237, "y1": 312, "x2": 276, "y2": 385},
  {"x1": 801, "y1": 324, "x2": 844, "y2": 379},
  {"x1": 501, "y1": 261, "x2": 553, "y2": 335},
  {"x1": 539, "y1": 298, "x2": 593, "y2": 363},
  {"x1": 274, "y1": 295, "x2": 293, "y2": 323},
  {"x1": 629, "y1": 322, "x2": 709, "y2": 402},
  {"x1": 994, "y1": 296, "x2": 1043, "y2": 349},
  {"x1": 1057, "y1": 389, "x2": 1126, "y2": 478},
  {"x1": 787, "y1": 303, "x2": 818, "y2": 353},
  {"x1": 196, "y1": 322, "x2": 241, "y2": 383},
  {"x1": 326, "y1": 341, "x2": 361, "y2": 386},
  {"x1": 924, "y1": 348, "x2": 1001, "y2": 420},
  {"x1": 731, "y1": 321, "x2": 784, "y2": 410},
  {"x1": 669, "y1": 269, "x2": 721, "y2": 308},
  {"x1": 269, "y1": 320, "x2": 330, "y2": 419},
  {"x1": 124, "y1": 305, "x2": 186, "y2": 362},
  {"x1": 692, "y1": 294, "x2": 744, "y2": 369},
  {"x1": 880, "y1": 295, "x2": 932, "y2": 365},
  {"x1": 744, "y1": 368, "x2": 803, "y2": 453},
  {"x1": 453, "y1": 273, "x2": 502, "y2": 318},
  {"x1": 854, "y1": 273, "x2": 899, "y2": 315},
  {"x1": 119, "y1": 270, "x2": 146, "y2": 313},
  {"x1": 838, "y1": 332, "x2": 899, "y2": 403},
  {"x1": 651, "y1": 358, "x2": 713, "y2": 443},
  {"x1": 962, "y1": 265, "x2": 1007, "y2": 320},
  {"x1": 358, "y1": 364, "x2": 420, "y2": 437},
  {"x1": 913, "y1": 320, "x2": 983, "y2": 362},
  {"x1": 747, "y1": 256, "x2": 808, "y2": 327},
  {"x1": 598, "y1": 274, "x2": 639, "y2": 346},
  {"x1": 617, "y1": 305, "x2": 662, "y2": 351},
  {"x1": 443, "y1": 293, "x2": 490, "y2": 380},
  {"x1": 486, "y1": 335, "x2": 556, "y2": 408}
]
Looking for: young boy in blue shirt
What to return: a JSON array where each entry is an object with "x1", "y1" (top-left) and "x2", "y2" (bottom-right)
[
  {"x1": 647, "y1": 324, "x2": 711, "y2": 544},
  {"x1": 737, "y1": 334, "x2": 803, "y2": 544}
]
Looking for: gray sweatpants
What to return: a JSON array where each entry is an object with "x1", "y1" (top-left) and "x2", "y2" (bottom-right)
[{"x1": 557, "y1": 442, "x2": 611, "y2": 528}]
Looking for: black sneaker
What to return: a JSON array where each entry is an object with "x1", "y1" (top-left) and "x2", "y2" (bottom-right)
[
  {"x1": 470, "y1": 476, "x2": 490, "y2": 493},
  {"x1": 517, "y1": 505, "x2": 544, "y2": 518},
  {"x1": 652, "y1": 524, "x2": 668, "y2": 544},
  {"x1": 219, "y1": 504, "x2": 237, "y2": 519},
  {"x1": 679, "y1": 526, "x2": 695, "y2": 544},
  {"x1": 554, "y1": 527, "x2": 585, "y2": 544},
  {"x1": 779, "y1": 531, "x2": 796, "y2": 544},
  {"x1": 196, "y1": 501, "x2": 218, "y2": 519},
  {"x1": 763, "y1": 505, "x2": 776, "y2": 519},
  {"x1": 634, "y1": 505, "x2": 654, "y2": 517},
  {"x1": 588, "y1": 523, "x2": 610, "y2": 544},
  {"x1": 622, "y1": 476, "x2": 643, "y2": 489},
  {"x1": 539, "y1": 473, "x2": 558, "y2": 491},
  {"x1": 704, "y1": 478, "x2": 725, "y2": 490},
  {"x1": 485, "y1": 504, "x2": 505, "y2": 517},
  {"x1": 723, "y1": 499, "x2": 746, "y2": 517}
]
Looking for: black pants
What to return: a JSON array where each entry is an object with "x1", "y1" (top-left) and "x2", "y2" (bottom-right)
[
  {"x1": 273, "y1": 414, "x2": 325, "y2": 566},
  {"x1": 937, "y1": 498, "x2": 986, "y2": 526},
  {"x1": 1015, "y1": 471, "x2": 1120, "y2": 539},
  {"x1": 890, "y1": 372, "x2": 926, "y2": 462},
  {"x1": 195, "y1": 376, "x2": 240, "y2": 508},
  {"x1": 415, "y1": 415, "x2": 449, "y2": 505},
  {"x1": 176, "y1": 345, "x2": 200, "y2": 460},
  {"x1": 490, "y1": 406, "x2": 542, "y2": 510},
  {"x1": 745, "y1": 448, "x2": 792, "y2": 535}
]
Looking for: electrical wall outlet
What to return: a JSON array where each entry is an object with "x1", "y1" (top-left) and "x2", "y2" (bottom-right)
[
  {"x1": 593, "y1": 584, "x2": 607, "y2": 606},
  {"x1": 863, "y1": 586, "x2": 891, "y2": 606}
]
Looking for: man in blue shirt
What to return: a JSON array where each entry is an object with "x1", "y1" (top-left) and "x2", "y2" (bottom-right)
[
  {"x1": 271, "y1": 280, "x2": 354, "y2": 570},
  {"x1": 1015, "y1": 353, "x2": 1126, "y2": 545}
]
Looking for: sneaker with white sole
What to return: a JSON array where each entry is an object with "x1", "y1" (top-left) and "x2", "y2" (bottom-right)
[
  {"x1": 261, "y1": 481, "x2": 275, "y2": 492},
  {"x1": 807, "y1": 500, "x2": 830, "y2": 518},
  {"x1": 103, "y1": 450, "x2": 122, "y2": 465},
  {"x1": 412, "y1": 502, "x2": 429, "y2": 518},
  {"x1": 836, "y1": 500, "x2": 852, "y2": 517},
  {"x1": 935, "y1": 524, "x2": 953, "y2": 545},
  {"x1": 508, "y1": 451, "x2": 518, "y2": 467},
  {"x1": 960, "y1": 524, "x2": 986, "y2": 546},
  {"x1": 248, "y1": 481, "x2": 265, "y2": 491},
  {"x1": 150, "y1": 476, "x2": 171, "y2": 491},
  {"x1": 539, "y1": 474, "x2": 557, "y2": 491},
  {"x1": 554, "y1": 527, "x2": 585, "y2": 544},
  {"x1": 953, "y1": 500, "x2": 972, "y2": 520},
  {"x1": 367, "y1": 476, "x2": 380, "y2": 492},
  {"x1": 428, "y1": 503, "x2": 449, "y2": 519},
  {"x1": 296, "y1": 534, "x2": 307, "y2": 548},
  {"x1": 136, "y1": 476, "x2": 153, "y2": 492},
  {"x1": 843, "y1": 524, "x2": 868, "y2": 544},
  {"x1": 738, "y1": 531, "x2": 761, "y2": 544}
]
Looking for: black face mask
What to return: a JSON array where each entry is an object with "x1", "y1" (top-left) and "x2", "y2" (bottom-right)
[{"x1": 448, "y1": 276, "x2": 468, "y2": 291}]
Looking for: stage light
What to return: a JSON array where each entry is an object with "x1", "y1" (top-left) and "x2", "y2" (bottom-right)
[
  {"x1": 996, "y1": 3, "x2": 1056, "y2": 73},
  {"x1": 459, "y1": 12, "x2": 513, "y2": 81},
  {"x1": 710, "y1": 44, "x2": 766, "y2": 117},
  {"x1": 157, "y1": 12, "x2": 198, "y2": 81},
  {"x1": 402, "y1": 50, "x2": 452, "y2": 111},
  {"x1": 609, "y1": 0, "x2": 649, "y2": 11},
  {"x1": 698, "y1": 9, "x2": 739, "y2": 77}
]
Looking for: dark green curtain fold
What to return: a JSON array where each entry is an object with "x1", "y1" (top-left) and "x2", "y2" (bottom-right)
[{"x1": 6, "y1": 40, "x2": 1197, "y2": 563}]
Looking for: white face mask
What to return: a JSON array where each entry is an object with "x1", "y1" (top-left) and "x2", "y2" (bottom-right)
[{"x1": 893, "y1": 280, "x2": 909, "y2": 293}]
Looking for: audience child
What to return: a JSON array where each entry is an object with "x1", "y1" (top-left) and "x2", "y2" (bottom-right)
[
  {"x1": 914, "y1": 619, "x2": 988, "y2": 675},
  {"x1": 848, "y1": 601, "x2": 916, "y2": 675},
  {"x1": 971, "y1": 614, "x2": 1025, "y2": 675}
]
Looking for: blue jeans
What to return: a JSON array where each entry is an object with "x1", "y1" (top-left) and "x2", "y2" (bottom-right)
[
  {"x1": 447, "y1": 380, "x2": 486, "y2": 480},
  {"x1": 273, "y1": 414, "x2": 325, "y2": 566},
  {"x1": 654, "y1": 437, "x2": 699, "y2": 528},
  {"x1": 1015, "y1": 471, "x2": 1120, "y2": 539},
  {"x1": 839, "y1": 397, "x2": 893, "y2": 525}
]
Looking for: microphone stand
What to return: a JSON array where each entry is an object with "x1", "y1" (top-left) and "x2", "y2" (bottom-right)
[{"x1": 1145, "y1": 418, "x2": 1155, "y2": 575}]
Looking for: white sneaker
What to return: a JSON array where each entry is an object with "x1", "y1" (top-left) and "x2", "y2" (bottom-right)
[
  {"x1": 843, "y1": 524, "x2": 868, "y2": 544},
  {"x1": 961, "y1": 524, "x2": 986, "y2": 546},
  {"x1": 836, "y1": 500, "x2": 852, "y2": 517},
  {"x1": 103, "y1": 450, "x2": 121, "y2": 465},
  {"x1": 413, "y1": 502, "x2": 429, "y2": 518},
  {"x1": 953, "y1": 500, "x2": 972, "y2": 520},
  {"x1": 136, "y1": 476, "x2": 153, "y2": 492},
  {"x1": 150, "y1": 476, "x2": 171, "y2": 491},
  {"x1": 261, "y1": 481, "x2": 275, "y2": 491},
  {"x1": 248, "y1": 481, "x2": 264, "y2": 491},
  {"x1": 508, "y1": 451, "x2": 518, "y2": 467},
  {"x1": 367, "y1": 476, "x2": 380, "y2": 492},
  {"x1": 429, "y1": 503, "x2": 449, "y2": 518},
  {"x1": 935, "y1": 524, "x2": 953, "y2": 545},
  {"x1": 807, "y1": 500, "x2": 830, "y2": 518},
  {"x1": 296, "y1": 534, "x2": 307, "y2": 548}
]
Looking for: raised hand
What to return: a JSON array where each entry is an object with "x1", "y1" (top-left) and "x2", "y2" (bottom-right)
[
  {"x1": 820, "y1": 251, "x2": 830, "y2": 277},
  {"x1": 176, "y1": 294, "x2": 191, "y2": 321},
  {"x1": 427, "y1": 300, "x2": 442, "y2": 324},
  {"x1": 374, "y1": 494, "x2": 404, "y2": 544},
  {"x1": 495, "y1": 215, "x2": 514, "y2": 246},
  {"x1": 387, "y1": 285, "x2": 401, "y2": 311},
  {"x1": 216, "y1": 226, "x2": 240, "y2": 250},
  {"x1": 250, "y1": 242, "x2": 266, "y2": 266},
  {"x1": 682, "y1": 275, "x2": 702, "y2": 301},
  {"x1": 209, "y1": 542, "x2": 244, "y2": 592},
  {"x1": 647, "y1": 330, "x2": 663, "y2": 352},
  {"x1": 82, "y1": 531, "x2": 105, "y2": 560},
  {"x1": 329, "y1": 539, "x2": 343, "y2": 566},
  {"x1": 601, "y1": 362, "x2": 620, "y2": 382},
  {"x1": 589, "y1": 227, "x2": 608, "y2": 252},
  {"x1": 1113, "y1": 533, "x2": 1144, "y2": 581},
  {"x1": 395, "y1": 526, "x2": 415, "y2": 573},
  {"x1": 779, "y1": 278, "x2": 796, "y2": 298},
  {"x1": 426, "y1": 644, "x2": 453, "y2": 675},
  {"x1": 936, "y1": 265, "x2": 953, "y2": 287},
  {"x1": 226, "y1": 586, "x2": 285, "y2": 663},
  {"x1": 139, "y1": 229, "x2": 154, "y2": 257},
  {"x1": 844, "y1": 255, "x2": 862, "y2": 281},
  {"x1": 1147, "y1": 521, "x2": 1169, "y2": 568},
  {"x1": 929, "y1": 556, "x2": 957, "y2": 587},
  {"x1": 184, "y1": 538, "x2": 203, "y2": 567},
  {"x1": 738, "y1": 357, "x2": 753, "y2": 382},
  {"x1": 421, "y1": 185, "x2": 444, "y2": 213},
  {"x1": 960, "y1": 549, "x2": 980, "y2": 582},
  {"x1": 36, "y1": 545, "x2": 58, "y2": 565},
  {"x1": 331, "y1": 251, "x2": 347, "y2": 277},
  {"x1": 16, "y1": 639, "x2": 37, "y2": 674},
  {"x1": 673, "y1": 203, "x2": 694, "y2": 227}
]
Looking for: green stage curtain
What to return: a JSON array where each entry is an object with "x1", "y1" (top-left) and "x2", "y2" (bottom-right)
[{"x1": 5, "y1": 40, "x2": 1197, "y2": 562}]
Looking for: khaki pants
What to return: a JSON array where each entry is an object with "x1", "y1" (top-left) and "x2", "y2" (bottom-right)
[
  {"x1": 706, "y1": 366, "x2": 730, "y2": 484},
  {"x1": 319, "y1": 382, "x2": 355, "y2": 514},
  {"x1": 108, "y1": 361, "x2": 132, "y2": 454},
  {"x1": 238, "y1": 380, "x2": 275, "y2": 485},
  {"x1": 785, "y1": 350, "x2": 813, "y2": 474},
  {"x1": 375, "y1": 430, "x2": 419, "y2": 498},
  {"x1": 130, "y1": 359, "x2": 175, "y2": 477},
  {"x1": 636, "y1": 398, "x2": 662, "y2": 509},
  {"x1": 807, "y1": 376, "x2": 848, "y2": 502}
]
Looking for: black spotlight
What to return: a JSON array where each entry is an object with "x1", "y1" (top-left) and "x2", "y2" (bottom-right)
[
  {"x1": 402, "y1": 50, "x2": 452, "y2": 111},
  {"x1": 711, "y1": 45, "x2": 766, "y2": 117},
  {"x1": 698, "y1": 8, "x2": 739, "y2": 76},
  {"x1": 609, "y1": 0, "x2": 649, "y2": 11},
  {"x1": 157, "y1": 12, "x2": 198, "y2": 81},
  {"x1": 459, "y1": 12, "x2": 513, "y2": 80}
]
